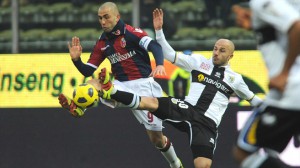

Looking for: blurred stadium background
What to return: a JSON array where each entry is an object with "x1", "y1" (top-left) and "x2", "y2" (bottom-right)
[
  {"x1": 0, "y1": 0, "x2": 299, "y2": 168},
  {"x1": 0, "y1": 0, "x2": 257, "y2": 53}
]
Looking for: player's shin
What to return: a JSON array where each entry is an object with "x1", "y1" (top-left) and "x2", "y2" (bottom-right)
[{"x1": 157, "y1": 136, "x2": 182, "y2": 168}]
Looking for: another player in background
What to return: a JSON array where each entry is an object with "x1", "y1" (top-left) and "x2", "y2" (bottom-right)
[
  {"x1": 94, "y1": 8, "x2": 262, "y2": 168},
  {"x1": 58, "y1": 2, "x2": 183, "y2": 168},
  {"x1": 232, "y1": 0, "x2": 300, "y2": 167}
]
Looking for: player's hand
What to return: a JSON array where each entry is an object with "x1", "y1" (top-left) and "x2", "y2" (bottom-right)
[
  {"x1": 87, "y1": 79, "x2": 102, "y2": 91},
  {"x1": 269, "y1": 73, "x2": 288, "y2": 92},
  {"x1": 153, "y1": 8, "x2": 163, "y2": 31},
  {"x1": 68, "y1": 36, "x2": 82, "y2": 61},
  {"x1": 150, "y1": 65, "x2": 166, "y2": 77},
  {"x1": 231, "y1": 5, "x2": 252, "y2": 30}
]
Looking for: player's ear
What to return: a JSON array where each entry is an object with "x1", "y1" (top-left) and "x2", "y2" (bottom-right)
[
  {"x1": 117, "y1": 14, "x2": 121, "y2": 20},
  {"x1": 228, "y1": 54, "x2": 233, "y2": 61}
]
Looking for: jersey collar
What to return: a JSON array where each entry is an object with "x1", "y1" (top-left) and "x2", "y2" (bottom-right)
[
  {"x1": 100, "y1": 20, "x2": 126, "y2": 40},
  {"x1": 209, "y1": 57, "x2": 230, "y2": 69}
]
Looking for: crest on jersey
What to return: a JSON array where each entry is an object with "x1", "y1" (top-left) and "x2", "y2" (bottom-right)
[
  {"x1": 229, "y1": 76, "x2": 235, "y2": 83},
  {"x1": 112, "y1": 30, "x2": 120, "y2": 35},
  {"x1": 200, "y1": 62, "x2": 210, "y2": 71},
  {"x1": 120, "y1": 37, "x2": 126, "y2": 48}
]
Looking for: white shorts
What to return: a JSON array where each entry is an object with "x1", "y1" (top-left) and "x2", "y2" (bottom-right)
[{"x1": 100, "y1": 77, "x2": 164, "y2": 131}]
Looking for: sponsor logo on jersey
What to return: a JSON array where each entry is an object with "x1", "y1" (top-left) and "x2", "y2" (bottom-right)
[
  {"x1": 107, "y1": 51, "x2": 136, "y2": 64},
  {"x1": 198, "y1": 74, "x2": 205, "y2": 82},
  {"x1": 120, "y1": 37, "x2": 126, "y2": 48},
  {"x1": 198, "y1": 73, "x2": 230, "y2": 93}
]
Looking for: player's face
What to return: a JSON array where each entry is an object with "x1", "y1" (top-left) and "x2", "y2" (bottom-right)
[
  {"x1": 98, "y1": 7, "x2": 120, "y2": 32},
  {"x1": 212, "y1": 40, "x2": 233, "y2": 66}
]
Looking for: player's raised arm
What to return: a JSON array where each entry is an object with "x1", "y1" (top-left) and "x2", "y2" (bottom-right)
[
  {"x1": 68, "y1": 36, "x2": 95, "y2": 77},
  {"x1": 153, "y1": 8, "x2": 163, "y2": 31},
  {"x1": 68, "y1": 36, "x2": 82, "y2": 61},
  {"x1": 152, "y1": 9, "x2": 177, "y2": 64}
]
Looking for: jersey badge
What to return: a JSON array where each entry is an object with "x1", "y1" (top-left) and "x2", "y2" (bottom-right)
[
  {"x1": 112, "y1": 30, "x2": 120, "y2": 35},
  {"x1": 120, "y1": 37, "x2": 126, "y2": 48},
  {"x1": 229, "y1": 76, "x2": 235, "y2": 83}
]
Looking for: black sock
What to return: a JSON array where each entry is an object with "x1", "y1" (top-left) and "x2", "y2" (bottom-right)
[{"x1": 111, "y1": 90, "x2": 135, "y2": 105}]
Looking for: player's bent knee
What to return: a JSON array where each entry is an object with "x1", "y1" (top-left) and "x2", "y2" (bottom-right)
[
  {"x1": 139, "y1": 97, "x2": 159, "y2": 111},
  {"x1": 87, "y1": 79, "x2": 101, "y2": 91},
  {"x1": 194, "y1": 157, "x2": 212, "y2": 168},
  {"x1": 232, "y1": 146, "x2": 251, "y2": 163},
  {"x1": 146, "y1": 130, "x2": 164, "y2": 147}
]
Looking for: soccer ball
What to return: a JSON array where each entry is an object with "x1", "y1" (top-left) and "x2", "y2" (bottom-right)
[{"x1": 73, "y1": 83, "x2": 99, "y2": 108}]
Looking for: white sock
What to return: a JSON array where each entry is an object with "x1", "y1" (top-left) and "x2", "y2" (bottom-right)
[
  {"x1": 241, "y1": 152, "x2": 267, "y2": 168},
  {"x1": 158, "y1": 137, "x2": 181, "y2": 168}
]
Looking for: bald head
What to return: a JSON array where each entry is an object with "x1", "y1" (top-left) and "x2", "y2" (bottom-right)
[
  {"x1": 98, "y1": 2, "x2": 120, "y2": 32},
  {"x1": 215, "y1": 39, "x2": 235, "y2": 55},
  {"x1": 99, "y1": 2, "x2": 120, "y2": 16},
  {"x1": 212, "y1": 39, "x2": 235, "y2": 66}
]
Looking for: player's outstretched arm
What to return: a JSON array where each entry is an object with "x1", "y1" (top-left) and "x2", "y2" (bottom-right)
[
  {"x1": 153, "y1": 8, "x2": 163, "y2": 31},
  {"x1": 68, "y1": 36, "x2": 82, "y2": 61},
  {"x1": 153, "y1": 9, "x2": 177, "y2": 65}
]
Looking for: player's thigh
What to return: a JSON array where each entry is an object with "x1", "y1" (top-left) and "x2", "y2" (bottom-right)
[
  {"x1": 124, "y1": 78, "x2": 163, "y2": 97},
  {"x1": 190, "y1": 122, "x2": 217, "y2": 160},
  {"x1": 156, "y1": 97, "x2": 195, "y2": 121},
  {"x1": 132, "y1": 109, "x2": 163, "y2": 131}
]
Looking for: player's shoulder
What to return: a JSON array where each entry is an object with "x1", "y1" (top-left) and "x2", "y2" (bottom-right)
[
  {"x1": 125, "y1": 24, "x2": 148, "y2": 37},
  {"x1": 225, "y1": 67, "x2": 243, "y2": 79},
  {"x1": 225, "y1": 69, "x2": 244, "y2": 87}
]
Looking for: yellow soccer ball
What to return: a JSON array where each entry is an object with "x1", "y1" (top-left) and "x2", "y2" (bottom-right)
[{"x1": 73, "y1": 83, "x2": 99, "y2": 108}]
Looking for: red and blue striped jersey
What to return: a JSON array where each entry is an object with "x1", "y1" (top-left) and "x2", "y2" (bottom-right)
[{"x1": 87, "y1": 20, "x2": 153, "y2": 81}]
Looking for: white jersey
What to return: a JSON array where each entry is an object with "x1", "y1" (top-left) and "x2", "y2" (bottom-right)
[
  {"x1": 155, "y1": 30, "x2": 260, "y2": 126},
  {"x1": 250, "y1": 0, "x2": 300, "y2": 110}
]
